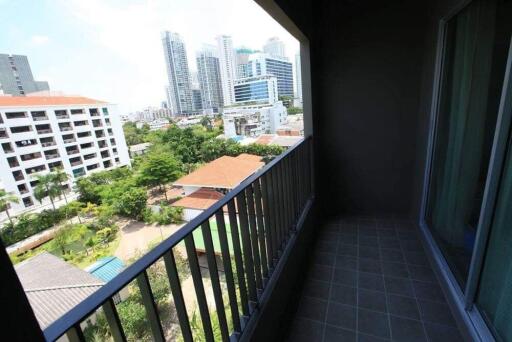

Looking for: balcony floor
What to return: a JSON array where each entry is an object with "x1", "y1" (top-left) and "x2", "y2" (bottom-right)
[{"x1": 285, "y1": 217, "x2": 464, "y2": 342}]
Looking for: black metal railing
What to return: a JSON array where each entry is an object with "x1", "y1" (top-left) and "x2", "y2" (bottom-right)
[{"x1": 43, "y1": 137, "x2": 313, "y2": 342}]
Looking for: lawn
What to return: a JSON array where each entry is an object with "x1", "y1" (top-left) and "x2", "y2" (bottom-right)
[{"x1": 10, "y1": 224, "x2": 121, "y2": 269}]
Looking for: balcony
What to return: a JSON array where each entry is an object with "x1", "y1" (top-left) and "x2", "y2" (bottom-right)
[{"x1": 34, "y1": 138, "x2": 311, "y2": 341}]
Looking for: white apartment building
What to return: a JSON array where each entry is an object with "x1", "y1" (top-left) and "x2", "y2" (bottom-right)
[
  {"x1": 0, "y1": 96, "x2": 130, "y2": 216},
  {"x1": 216, "y1": 35, "x2": 236, "y2": 106},
  {"x1": 223, "y1": 101, "x2": 287, "y2": 138}
]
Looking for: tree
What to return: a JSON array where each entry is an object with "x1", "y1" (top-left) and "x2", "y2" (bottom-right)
[
  {"x1": 287, "y1": 106, "x2": 302, "y2": 115},
  {"x1": 33, "y1": 173, "x2": 61, "y2": 210},
  {"x1": 200, "y1": 116, "x2": 213, "y2": 131},
  {"x1": 136, "y1": 152, "x2": 182, "y2": 200},
  {"x1": 53, "y1": 168, "x2": 71, "y2": 204},
  {"x1": 0, "y1": 189, "x2": 18, "y2": 225},
  {"x1": 279, "y1": 95, "x2": 293, "y2": 108},
  {"x1": 113, "y1": 188, "x2": 147, "y2": 219}
]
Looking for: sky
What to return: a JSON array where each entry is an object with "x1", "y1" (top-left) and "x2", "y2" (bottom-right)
[{"x1": 0, "y1": 0, "x2": 299, "y2": 113}]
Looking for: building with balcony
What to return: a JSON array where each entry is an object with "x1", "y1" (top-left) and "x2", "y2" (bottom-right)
[
  {"x1": 0, "y1": 95, "x2": 130, "y2": 217},
  {"x1": 223, "y1": 101, "x2": 287, "y2": 138},
  {"x1": 3, "y1": 1, "x2": 512, "y2": 342}
]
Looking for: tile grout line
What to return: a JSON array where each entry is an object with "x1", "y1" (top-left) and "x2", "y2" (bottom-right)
[
  {"x1": 355, "y1": 220, "x2": 360, "y2": 341},
  {"x1": 321, "y1": 222, "x2": 339, "y2": 342},
  {"x1": 380, "y1": 219, "x2": 393, "y2": 341}
]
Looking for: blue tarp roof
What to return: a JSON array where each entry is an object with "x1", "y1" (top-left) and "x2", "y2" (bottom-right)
[{"x1": 85, "y1": 256, "x2": 125, "y2": 283}]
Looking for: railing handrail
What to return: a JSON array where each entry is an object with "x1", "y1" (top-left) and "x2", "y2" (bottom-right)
[{"x1": 43, "y1": 136, "x2": 310, "y2": 341}]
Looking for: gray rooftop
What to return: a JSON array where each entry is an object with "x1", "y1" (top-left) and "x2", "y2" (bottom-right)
[{"x1": 15, "y1": 252, "x2": 104, "y2": 329}]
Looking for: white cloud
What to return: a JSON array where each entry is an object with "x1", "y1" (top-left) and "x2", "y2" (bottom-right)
[
  {"x1": 31, "y1": 35, "x2": 49, "y2": 46},
  {"x1": 53, "y1": 0, "x2": 299, "y2": 112}
]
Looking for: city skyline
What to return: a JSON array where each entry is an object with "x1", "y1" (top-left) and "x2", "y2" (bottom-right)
[{"x1": 0, "y1": 0, "x2": 299, "y2": 113}]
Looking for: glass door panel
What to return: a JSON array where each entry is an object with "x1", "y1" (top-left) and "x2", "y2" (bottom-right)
[{"x1": 426, "y1": 0, "x2": 511, "y2": 287}]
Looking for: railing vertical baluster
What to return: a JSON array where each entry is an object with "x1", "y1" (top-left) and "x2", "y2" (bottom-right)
[
  {"x1": 285, "y1": 156, "x2": 293, "y2": 232},
  {"x1": 66, "y1": 324, "x2": 85, "y2": 342},
  {"x1": 163, "y1": 251, "x2": 193, "y2": 342},
  {"x1": 270, "y1": 167, "x2": 282, "y2": 251},
  {"x1": 184, "y1": 234, "x2": 214, "y2": 341},
  {"x1": 276, "y1": 162, "x2": 287, "y2": 244},
  {"x1": 300, "y1": 142, "x2": 306, "y2": 207},
  {"x1": 227, "y1": 200, "x2": 249, "y2": 316},
  {"x1": 292, "y1": 150, "x2": 299, "y2": 219},
  {"x1": 137, "y1": 271, "x2": 165, "y2": 342},
  {"x1": 253, "y1": 180, "x2": 269, "y2": 278},
  {"x1": 245, "y1": 185, "x2": 263, "y2": 289},
  {"x1": 201, "y1": 221, "x2": 230, "y2": 342},
  {"x1": 307, "y1": 138, "x2": 313, "y2": 198},
  {"x1": 261, "y1": 172, "x2": 276, "y2": 270},
  {"x1": 102, "y1": 298, "x2": 127, "y2": 342},
  {"x1": 236, "y1": 193, "x2": 258, "y2": 304},
  {"x1": 215, "y1": 210, "x2": 242, "y2": 333}
]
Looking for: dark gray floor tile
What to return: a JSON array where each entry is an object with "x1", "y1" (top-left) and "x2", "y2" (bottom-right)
[
  {"x1": 418, "y1": 300, "x2": 456, "y2": 326},
  {"x1": 319, "y1": 231, "x2": 339, "y2": 242},
  {"x1": 316, "y1": 241, "x2": 337, "y2": 254},
  {"x1": 389, "y1": 316, "x2": 427, "y2": 342},
  {"x1": 297, "y1": 296, "x2": 328, "y2": 322},
  {"x1": 333, "y1": 268, "x2": 357, "y2": 287},
  {"x1": 330, "y1": 284, "x2": 357, "y2": 305},
  {"x1": 408, "y1": 265, "x2": 436, "y2": 282},
  {"x1": 412, "y1": 280, "x2": 446, "y2": 302},
  {"x1": 359, "y1": 236, "x2": 379, "y2": 247},
  {"x1": 387, "y1": 294, "x2": 420, "y2": 320},
  {"x1": 359, "y1": 258, "x2": 382, "y2": 274},
  {"x1": 400, "y1": 240, "x2": 423, "y2": 252},
  {"x1": 308, "y1": 264, "x2": 333, "y2": 282},
  {"x1": 384, "y1": 276, "x2": 414, "y2": 297},
  {"x1": 359, "y1": 272, "x2": 385, "y2": 292},
  {"x1": 359, "y1": 246, "x2": 381, "y2": 260},
  {"x1": 326, "y1": 302, "x2": 357, "y2": 330},
  {"x1": 339, "y1": 233, "x2": 358, "y2": 245},
  {"x1": 396, "y1": 230, "x2": 419, "y2": 241},
  {"x1": 403, "y1": 251, "x2": 429, "y2": 266},
  {"x1": 336, "y1": 255, "x2": 358, "y2": 271},
  {"x1": 338, "y1": 243, "x2": 358, "y2": 257},
  {"x1": 424, "y1": 322, "x2": 465, "y2": 342},
  {"x1": 377, "y1": 228, "x2": 397, "y2": 237},
  {"x1": 324, "y1": 325, "x2": 357, "y2": 342},
  {"x1": 381, "y1": 261, "x2": 409, "y2": 278},
  {"x1": 358, "y1": 308, "x2": 391, "y2": 339},
  {"x1": 287, "y1": 318, "x2": 324, "y2": 342},
  {"x1": 303, "y1": 279, "x2": 331, "y2": 300},
  {"x1": 358, "y1": 288, "x2": 387, "y2": 312},
  {"x1": 313, "y1": 252, "x2": 336, "y2": 267},
  {"x1": 380, "y1": 248, "x2": 404, "y2": 263},
  {"x1": 379, "y1": 238, "x2": 401, "y2": 249},
  {"x1": 358, "y1": 333, "x2": 390, "y2": 341}
]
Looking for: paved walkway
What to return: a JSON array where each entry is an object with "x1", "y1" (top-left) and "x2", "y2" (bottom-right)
[{"x1": 114, "y1": 219, "x2": 184, "y2": 262}]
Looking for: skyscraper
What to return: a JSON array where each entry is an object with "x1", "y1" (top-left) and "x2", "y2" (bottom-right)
[
  {"x1": 248, "y1": 53, "x2": 294, "y2": 98},
  {"x1": 0, "y1": 54, "x2": 49, "y2": 96},
  {"x1": 216, "y1": 35, "x2": 236, "y2": 106},
  {"x1": 161, "y1": 31, "x2": 193, "y2": 115},
  {"x1": 263, "y1": 37, "x2": 286, "y2": 59},
  {"x1": 235, "y1": 48, "x2": 257, "y2": 79},
  {"x1": 196, "y1": 45, "x2": 223, "y2": 113},
  {"x1": 295, "y1": 52, "x2": 302, "y2": 101}
]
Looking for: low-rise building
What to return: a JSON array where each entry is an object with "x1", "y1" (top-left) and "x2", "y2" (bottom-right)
[
  {"x1": 129, "y1": 142, "x2": 152, "y2": 157},
  {"x1": 223, "y1": 102, "x2": 287, "y2": 138},
  {"x1": 233, "y1": 75, "x2": 278, "y2": 105}
]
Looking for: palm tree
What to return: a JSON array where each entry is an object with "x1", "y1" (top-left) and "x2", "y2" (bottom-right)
[
  {"x1": 33, "y1": 173, "x2": 60, "y2": 211},
  {"x1": 0, "y1": 189, "x2": 18, "y2": 225},
  {"x1": 53, "y1": 168, "x2": 71, "y2": 205}
]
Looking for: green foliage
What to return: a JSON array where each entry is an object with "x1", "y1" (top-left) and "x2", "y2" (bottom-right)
[
  {"x1": 123, "y1": 121, "x2": 150, "y2": 146},
  {"x1": 279, "y1": 95, "x2": 293, "y2": 108},
  {"x1": 136, "y1": 151, "x2": 182, "y2": 194},
  {"x1": 199, "y1": 138, "x2": 285, "y2": 162},
  {"x1": 145, "y1": 205, "x2": 183, "y2": 225},
  {"x1": 287, "y1": 106, "x2": 303, "y2": 115},
  {"x1": 0, "y1": 188, "x2": 19, "y2": 225},
  {"x1": 113, "y1": 188, "x2": 147, "y2": 219},
  {"x1": 0, "y1": 201, "x2": 85, "y2": 246}
]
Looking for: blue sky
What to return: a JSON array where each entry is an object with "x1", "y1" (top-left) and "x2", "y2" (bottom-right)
[{"x1": 0, "y1": 0, "x2": 298, "y2": 112}]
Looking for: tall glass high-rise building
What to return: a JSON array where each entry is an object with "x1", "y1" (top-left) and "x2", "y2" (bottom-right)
[
  {"x1": 216, "y1": 35, "x2": 236, "y2": 107},
  {"x1": 0, "y1": 54, "x2": 49, "y2": 96},
  {"x1": 196, "y1": 45, "x2": 223, "y2": 113},
  {"x1": 263, "y1": 37, "x2": 286, "y2": 60},
  {"x1": 247, "y1": 53, "x2": 294, "y2": 98},
  {"x1": 161, "y1": 31, "x2": 193, "y2": 115}
]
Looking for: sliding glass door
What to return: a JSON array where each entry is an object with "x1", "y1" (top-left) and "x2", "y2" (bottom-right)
[
  {"x1": 426, "y1": 0, "x2": 511, "y2": 288},
  {"x1": 425, "y1": 0, "x2": 512, "y2": 340}
]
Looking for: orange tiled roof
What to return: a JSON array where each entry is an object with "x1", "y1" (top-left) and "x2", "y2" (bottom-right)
[
  {"x1": 254, "y1": 134, "x2": 275, "y2": 145},
  {"x1": 171, "y1": 188, "x2": 224, "y2": 210},
  {"x1": 0, "y1": 96, "x2": 107, "y2": 107},
  {"x1": 174, "y1": 154, "x2": 264, "y2": 189}
]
